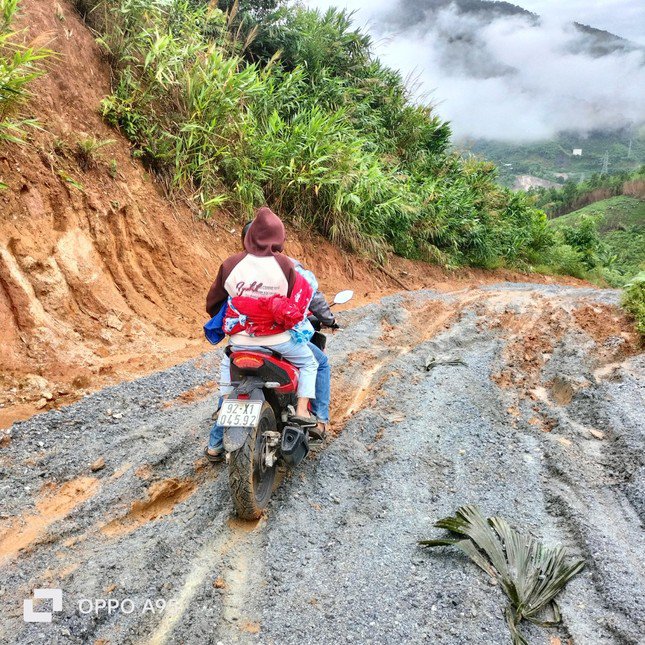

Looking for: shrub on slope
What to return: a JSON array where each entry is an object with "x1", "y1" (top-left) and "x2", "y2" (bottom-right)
[
  {"x1": 549, "y1": 197, "x2": 645, "y2": 285},
  {"x1": 0, "y1": 0, "x2": 50, "y2": 146},
  {"x1": 77, "y1": 0, "x2": 551, "y2": 268},
  {"x1": 622, "y1": 273, "x2": 645, "y2": 337}
]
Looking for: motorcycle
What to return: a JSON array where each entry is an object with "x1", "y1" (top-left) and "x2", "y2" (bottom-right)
[{"x1": 218, "y1": 290, "x2": 353, "y2": 519}]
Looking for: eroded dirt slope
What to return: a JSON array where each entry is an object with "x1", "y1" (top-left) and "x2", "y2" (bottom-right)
[
  {"x1": 1, "y1": 0, "x2": 588, "y2": 429},
  {"x1": 0, "y1": 0, "x2": 388, "y2": 424},
  {"x1": 0, "y1": 284, "x2": 642, "y2": 644}
]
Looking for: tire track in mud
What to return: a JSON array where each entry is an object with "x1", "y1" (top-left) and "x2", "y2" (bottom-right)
[
  {"x1": 146, "y1": 518, "x2": 263, "y2": 645},
  {"x1": 201, "y1": 286, "x2": 642, "y2": 645},
  {"x1": 334, "y1": 300, "x2": 461, "y2": 424},
  {"x1": 134, "y1": 300, "x2": 456, "y2": 644},
  {"x1": 239, "y1": 293, "x2": 641, "y2": 644},
  {"x1": 0, "y1": 284, "x2": 642, "y2": 644}
]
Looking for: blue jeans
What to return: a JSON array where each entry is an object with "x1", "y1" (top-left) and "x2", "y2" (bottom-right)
[
  {"x1": 208, "y1": 341, "x2": 330, "y2": 450},
  {"x1": 308, "y1": 342, "x2": 330, "y2": 423}
]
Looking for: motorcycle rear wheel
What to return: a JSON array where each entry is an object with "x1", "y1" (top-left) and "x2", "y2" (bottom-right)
[{"x1": 228, "y1": 402, "x2": 277, "y2": 520}]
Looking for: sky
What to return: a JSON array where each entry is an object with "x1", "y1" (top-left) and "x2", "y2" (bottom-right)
[{"x1": 304, "y1": 0, "x2": 645, "y2": 141}]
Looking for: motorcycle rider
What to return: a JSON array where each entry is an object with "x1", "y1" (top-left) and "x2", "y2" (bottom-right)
[
  {"x1": 240, "y1": 221, "x2": 337, "y2": 429},
  {"x1": 205, "y1": 207, "x2": 320, "y2": 461}
]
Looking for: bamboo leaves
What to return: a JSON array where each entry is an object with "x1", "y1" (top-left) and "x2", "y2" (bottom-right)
[
  {"x1": 88, "y1": 0, "x2": 551, "y2": 268},
  {"x1": 0, "y1": 0, "x2": 51, "y2": 142}
]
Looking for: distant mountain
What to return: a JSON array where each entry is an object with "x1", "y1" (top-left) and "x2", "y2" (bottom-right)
[
  {"x1": 380, "y1": 0, "x2": 643, "y2": 60},
  {"x1": 384, "y1": 0, "x2": 534, "y2": 25},
  {"x1": 370, "y1": 0, "x2": 644, "y2": 185},
  {"x1": 463, "y1": 128, "x2": 645, "y2": 187},
  {"x1": 572, "y1": 22, "x2": 637, "y2": 57}
]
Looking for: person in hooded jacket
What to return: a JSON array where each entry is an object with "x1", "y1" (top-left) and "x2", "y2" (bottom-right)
[
  {"x1": 205, "y1": 207, "x2": 319, "y2": 461},
  {"x1": 238, "y1": 220, "x2": 335, "y2": 429}
]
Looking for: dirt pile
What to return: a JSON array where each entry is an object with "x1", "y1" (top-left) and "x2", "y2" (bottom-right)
[{"x1": 1, "y1": 0, "x2": 228, "y2": 423}]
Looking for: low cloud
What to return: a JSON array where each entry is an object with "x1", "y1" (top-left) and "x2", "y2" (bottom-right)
[{"x1": 307, "y1": 0, "x2": 645, "y2": 141}]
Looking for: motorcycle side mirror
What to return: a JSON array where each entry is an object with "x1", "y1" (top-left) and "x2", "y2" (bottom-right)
[{"x1": 333, "y1": 290, "x2": 354, "y2": 305}]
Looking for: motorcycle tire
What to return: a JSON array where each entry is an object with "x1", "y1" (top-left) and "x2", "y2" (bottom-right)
[{"x1": 228, "y1": 402, "x2": 277, "y2": 520}]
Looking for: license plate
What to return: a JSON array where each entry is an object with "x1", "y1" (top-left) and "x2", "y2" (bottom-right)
[{"x1": 217, "y1": 400, "x2": 263, "y2": 428}]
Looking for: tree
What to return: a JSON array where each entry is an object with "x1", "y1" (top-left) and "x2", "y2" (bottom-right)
[{"x1": 218, "y1": 0, "x2": 283, "y2": 20}]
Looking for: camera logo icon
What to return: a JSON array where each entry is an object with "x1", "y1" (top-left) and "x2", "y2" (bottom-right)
[{"x1": 23, "y1": 589, "x2": 63, "y2": 623}]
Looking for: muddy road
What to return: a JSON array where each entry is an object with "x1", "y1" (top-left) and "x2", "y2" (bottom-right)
[{"x1": 1, "y1": 284, "x2": 643, "y2": 644}]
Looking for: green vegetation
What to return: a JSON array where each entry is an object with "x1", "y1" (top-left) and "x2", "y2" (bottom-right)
[
  {"x1": 549, "y1": 196, "x2": 645, "y2": 286},
  {"x1": 74, "y1": 135, "x2": 115, "y2": 170},
  {"x1": 467, "y1": 130, "x2": 645, "y2": 187},
  {"x1": 551, "y1": 195, "x2": 645, "y2": 230},
  {"x1": 622, "y1": 273, "x2": 645, "y2": 337},
  {"x1": 530, "y1": 166, "x2": 645, "y2": 217},
  {"x1": 57, "y1": 168, "x2": 84, "y2": 192},
  {"x1": 420, "y1": 505, "x2": 585, "y2": 645},
  {"x1": 0, "y1": 0, "x2": 636, "y2": 291},
  {"x1": 0, "y1": 0, "x2": 50, "y2": 143},
  {"x1": 70, "y1": 0, "x2": 556, "y2": 269},
  {"x1": 526, "y1": 169, "x2": 645, "y2": 287}
]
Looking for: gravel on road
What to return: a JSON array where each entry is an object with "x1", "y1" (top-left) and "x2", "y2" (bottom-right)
[{"x1": 0, "y1": 283, "x2": 642, "y2": 644}]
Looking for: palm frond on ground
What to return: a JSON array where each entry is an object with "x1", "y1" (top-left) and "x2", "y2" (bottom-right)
[{"x1": 420, "y1": 504, "x2": 585, "y2": 645}]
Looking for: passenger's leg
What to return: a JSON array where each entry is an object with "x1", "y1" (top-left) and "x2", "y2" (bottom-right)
[
  {"x1": 308, "y1": 342, "x2": 330, "y2": 426},
  {"x1": 207, "y1": 395, "x2": 224, "y2": 452},
  {"x1": 270, "y1": 340, "x2": 318, "y2": 418},
  {"x1": 219, "y1": 353, "x2": 233, "y2": 396}
]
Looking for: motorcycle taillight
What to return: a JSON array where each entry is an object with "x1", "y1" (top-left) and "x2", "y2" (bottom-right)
[{"x1": 232, "y1": 355, "x2": 264, "y2": 369}]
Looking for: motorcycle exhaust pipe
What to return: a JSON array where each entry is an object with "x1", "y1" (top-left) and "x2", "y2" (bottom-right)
[{"x1": 280, "y1": 425, "x2": 310, "y2": 467}]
